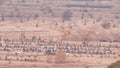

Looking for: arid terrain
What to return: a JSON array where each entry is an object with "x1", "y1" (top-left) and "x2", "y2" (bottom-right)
[
  {"x1": 0, "y1": 21, "x2": 119, "y2": 68},
  {"x1": 0, "y1": 0, "x2": 120, "y2": 68}
]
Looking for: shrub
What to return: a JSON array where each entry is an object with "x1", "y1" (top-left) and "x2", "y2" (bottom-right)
[{"x1": 108, "y1": 60, "x2": 120, "y2": 68}]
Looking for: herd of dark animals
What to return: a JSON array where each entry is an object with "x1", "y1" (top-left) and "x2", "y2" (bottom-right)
[{"x1": 0, "y1": 33, "x2": 120, "y2": 63}]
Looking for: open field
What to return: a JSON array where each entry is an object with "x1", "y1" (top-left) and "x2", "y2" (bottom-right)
[
  {"x1": 0, "y1": 13, "x2": 120, "y2": 68},
  {"x1": 0, "y1": 0, "x2": 120, "y2": 68}
]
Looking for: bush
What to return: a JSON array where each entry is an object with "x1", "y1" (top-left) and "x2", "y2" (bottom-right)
[
  {"x1": 108, "y1": 60, "x2": 120, "y2": 68},
  {"x1": 62, "y1": 10, "x2": 72, "y2": 22},
  {"x1": 84, "y1": 66, "x2": 89, "y2": 68},
  {"x1": 101, "y1": 22, "x2": 111, "y2": 29}
]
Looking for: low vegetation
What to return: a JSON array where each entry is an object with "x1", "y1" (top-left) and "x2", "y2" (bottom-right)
[{"x1": 108, "y1": 60, "x2": 120, "y2": 68}]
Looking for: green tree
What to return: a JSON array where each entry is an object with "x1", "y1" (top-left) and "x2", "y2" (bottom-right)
[{"x1": 108, "y1": 60, "x2": 120, "y2": 68}]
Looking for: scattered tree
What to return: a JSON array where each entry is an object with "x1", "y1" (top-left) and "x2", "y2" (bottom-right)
[
  {"x1": 84, "y1": 66, "x2": 89, "y2": 68},
  {"x1": 34, "y1": 13, "x2": 39, "y2": 20},
  {"x1": 36, "y1": 0, "x2": 39, "y2": 3},
  {"x1": 55, "y1": 50, "x2": 66, "y2": 63},
  {"x1": 36, "y1": 23, "x2": 39, "y2": 27},
  {"x1": 81, "y1": 13, "x2": 84, "y2": 20},
  {"x1": 62, "y1": 10, "x2": 72, "y2": 23},
  {"x1": 21, "y1": 0, "x2": 26, "y2": 3},
  {"x1": 1, "y1": 14, "x2": 4, "y2": 21}
]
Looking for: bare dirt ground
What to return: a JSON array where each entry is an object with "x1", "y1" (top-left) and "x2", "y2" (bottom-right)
[
  {"x1": 0, "y1": 20, "x2": 120, "y2": 41},
  {"x1": 0, "y1": 20, "x2": 120, "y2": 68},
  {"x1": 0, "y1": 60, "x2": 108, "y2": 68}
]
